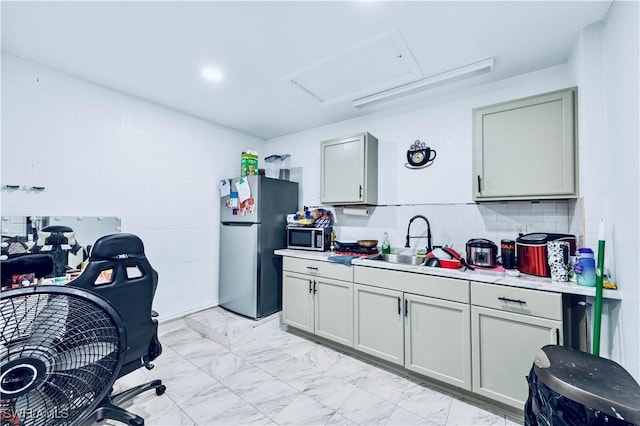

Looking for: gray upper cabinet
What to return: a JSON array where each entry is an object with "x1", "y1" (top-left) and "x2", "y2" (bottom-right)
[
  {"x1": 321, "y1": 132, "x2": 378, "y2": 205},
  {"x1": 472, "y1": 89, "x2": 577, "y2": 201}
]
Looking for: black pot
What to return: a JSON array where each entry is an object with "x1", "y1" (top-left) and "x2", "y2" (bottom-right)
[{"x1": 466, "y1": 238, "x2": 498, "y2": 267}]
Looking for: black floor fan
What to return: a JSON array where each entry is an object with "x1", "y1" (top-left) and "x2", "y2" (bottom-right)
[{"x1": 0, "y1": 285, "x2": 161, "y2": 426}]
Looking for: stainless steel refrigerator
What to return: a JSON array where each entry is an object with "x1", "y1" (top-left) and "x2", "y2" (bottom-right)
[{"x1": 219, "y1": 175, "x2": 298, "y2": 319}]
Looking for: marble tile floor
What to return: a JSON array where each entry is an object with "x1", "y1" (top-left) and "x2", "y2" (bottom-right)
[{"x1": 98, "y1": 307, "x2": 523, "y2": 426}]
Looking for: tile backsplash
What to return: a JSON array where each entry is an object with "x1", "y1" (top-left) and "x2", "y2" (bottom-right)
[{"x1": 330, "y1": 200, "x2": 579, "y2": 255}]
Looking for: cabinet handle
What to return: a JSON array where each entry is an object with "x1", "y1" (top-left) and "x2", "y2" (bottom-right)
[
  {"x1": 556, "y1": 328, "x2": 560, "y2": 345},
  {"x1": 405, "y1": 299, "x2": 408, "y2": 317},
  {"x1": 309, "y1": 280, "x2": 313, "y2": 294},
  {"x1": 313, "y1": 280, "x2": 317, "y2": 294},
  {"x1": 477, "y1": 175, "x2": 482, "y2": 193},
  {"x1": 306, "y1": 266, "x2": 319, "y2": 271},
  {"x1": 359, "y1": 185, "x2": 363, "y2": 199},
  {"x1": 397, "y1": 297, "x2": 401, "y2": 315},
  {"x1": 498, "y1": 297, "x2": 527, "y2": 305}
]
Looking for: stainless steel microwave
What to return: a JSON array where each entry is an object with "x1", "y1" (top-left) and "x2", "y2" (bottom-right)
[{"x1": 287, "y1": 226, "x2": 332, "y2": 251}]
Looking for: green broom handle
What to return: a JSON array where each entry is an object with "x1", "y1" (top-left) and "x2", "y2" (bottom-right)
[{"x1": 592, "y1": 238, "x2": 605, "y2": 356}]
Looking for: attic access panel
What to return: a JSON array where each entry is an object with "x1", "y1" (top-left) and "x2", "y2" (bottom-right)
[{"x1": 284, "y1": 30, "x2": 422, "y2": 103}]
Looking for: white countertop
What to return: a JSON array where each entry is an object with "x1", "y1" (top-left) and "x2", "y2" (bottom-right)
[{"x1": 275, "y1": 249, "x2": 622, "y2": 300}]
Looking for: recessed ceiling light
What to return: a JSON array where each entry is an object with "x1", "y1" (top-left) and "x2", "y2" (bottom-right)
[{"x1": 201, "y1": 67, "x2": 224, "y2": 82}]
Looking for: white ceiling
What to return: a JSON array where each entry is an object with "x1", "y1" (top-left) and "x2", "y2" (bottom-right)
[{"x1": 1, "y1": 1, "x2": 611, "y2": 140}]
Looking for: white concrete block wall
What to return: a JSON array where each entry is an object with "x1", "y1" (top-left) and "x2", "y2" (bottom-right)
[
  {"x1": 600, "y1": 0, "x2": 640, "y2": 380},
  {"x1": 569, "y1": 21, "x2": 607, "y2": 252},
  {"x1": 562, "y1": 2, "x2": 639, "y2": 378},
  {"x1": 1, "y1": 53, "x2": 265, "y2": 320}
]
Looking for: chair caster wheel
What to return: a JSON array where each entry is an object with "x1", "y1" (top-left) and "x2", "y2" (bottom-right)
[{"x1": 156, "y1": 385, "x2": 166, "y2": 395}]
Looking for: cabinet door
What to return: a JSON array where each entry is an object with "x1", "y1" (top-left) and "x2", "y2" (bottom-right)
[
  {"x1": 314, "y1": 277, "x2": 353, "y2": 347},
  {"x1": 353, "y1": 284, "x2": 404, "y2": 365},
  {"x1": 404, "y1": 294, "x2": 471, "y2": 390},
  {"x1": 473, "y1": 89, "x2": 576, "y2": 200},
  {"x1": 471, "y1": 306, "x2": 562, "y2": 409},
  {"x1": 282, "y1": 271, "x2": 314, "y2": 333},
  {"x1": 321, "y1": 134, "x2": 366, "y2": 204}
]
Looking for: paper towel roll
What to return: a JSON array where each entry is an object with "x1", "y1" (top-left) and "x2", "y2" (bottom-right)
[{"x1": 342, "y1": 207, "x2": 369, "y2": 216}]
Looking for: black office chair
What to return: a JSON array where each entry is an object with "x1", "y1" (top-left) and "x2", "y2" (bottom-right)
[
  {"x1": 67, "y1": 233, "x2": 165, "y2": 425},
  {"x1": 31, "y1": 225, "x2": 84, "y2": 277}
]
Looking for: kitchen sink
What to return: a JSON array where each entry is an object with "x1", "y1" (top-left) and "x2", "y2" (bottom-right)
[{"x1": 368, "y1": 253, "x2": 426, "y2": 266}]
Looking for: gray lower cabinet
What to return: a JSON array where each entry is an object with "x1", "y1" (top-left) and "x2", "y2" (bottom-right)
[
  {"x1": 282, "y1": 257, "x2": 565, "y2": 410},
  {"x1": 283, "y1": 258, "x2": 354, "y2": 347},
  {"x1": 404, "y1": 294, "x2": 472, "y2": 390},
  {"x1": 353, "y1": 284, "x2": 404, "y2": 365},
  {"x1": 353, "y1": 267, "x2": 472, "y2": 390},
  {"x1": 282, "y1": 271, "x2": 315, "y2": 334},
  {"x1": 471, "y1": 282, "x2": 563, "y2": 409},
  {"x1": 314, "y1": 276, "x2": 353, "y2": 346}
]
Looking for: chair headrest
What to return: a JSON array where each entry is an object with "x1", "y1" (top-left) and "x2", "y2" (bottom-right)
[
  {"x1": 37, "y1": 226, "x2": 77, "y2": 246},
  {"x1": 90, "y1": 233, "x2": 145, "y2": 260},
  {"x1": 41, "y1": 225, "x2": 74, "y2": 233}
]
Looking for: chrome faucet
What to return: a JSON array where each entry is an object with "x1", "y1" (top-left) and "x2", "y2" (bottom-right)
[{"x1": 405, "y1": 215, "x2": 433, "y2": 253}]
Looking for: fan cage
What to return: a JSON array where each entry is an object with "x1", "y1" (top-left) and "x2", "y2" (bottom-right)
[{"x1": 1, "y1": 286, "x2": 125, "y2": 426}]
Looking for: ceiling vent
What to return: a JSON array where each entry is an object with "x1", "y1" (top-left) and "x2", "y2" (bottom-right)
[{"x1": 282, "y1": 30, "x2": 422, "y2": 104}]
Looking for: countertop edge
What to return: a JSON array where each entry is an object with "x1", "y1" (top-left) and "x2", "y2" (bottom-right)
[{"x1": 274, "y1": 249, "x2": 622, "y2": 300}]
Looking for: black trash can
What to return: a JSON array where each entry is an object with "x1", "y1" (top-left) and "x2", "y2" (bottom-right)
[{"x1": 525, "y1": 345, "x2": 640, "y2": 426}]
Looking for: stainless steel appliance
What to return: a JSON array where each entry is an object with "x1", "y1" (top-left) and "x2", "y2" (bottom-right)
[
  {"x1": 466, "y1": 238, "x2": 498, "y2": 267},
  {"x1": 287, "y1": 226, "x2": 332, "y2": 251},
  {"x1": 219, "y1": 176, "x2": 298, "y2": 319}
]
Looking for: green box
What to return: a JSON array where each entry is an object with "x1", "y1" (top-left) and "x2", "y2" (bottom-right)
[{"x1": 241, "y1": 151, "x2": 258, "y2": 177}]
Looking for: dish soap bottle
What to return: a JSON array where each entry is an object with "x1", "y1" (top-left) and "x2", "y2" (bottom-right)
[{"x1": 381, "y1": 232, "x2": 391, "y2": 254}]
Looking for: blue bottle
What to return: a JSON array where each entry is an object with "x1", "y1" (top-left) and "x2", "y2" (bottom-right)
[{"x1": 575, "y1": 248, "x2": 596, "y2": 287}]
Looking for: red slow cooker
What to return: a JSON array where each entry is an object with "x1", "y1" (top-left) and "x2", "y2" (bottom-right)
[{"x1": 516, "y1": 233, "x2": 576, "y2": 277}]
